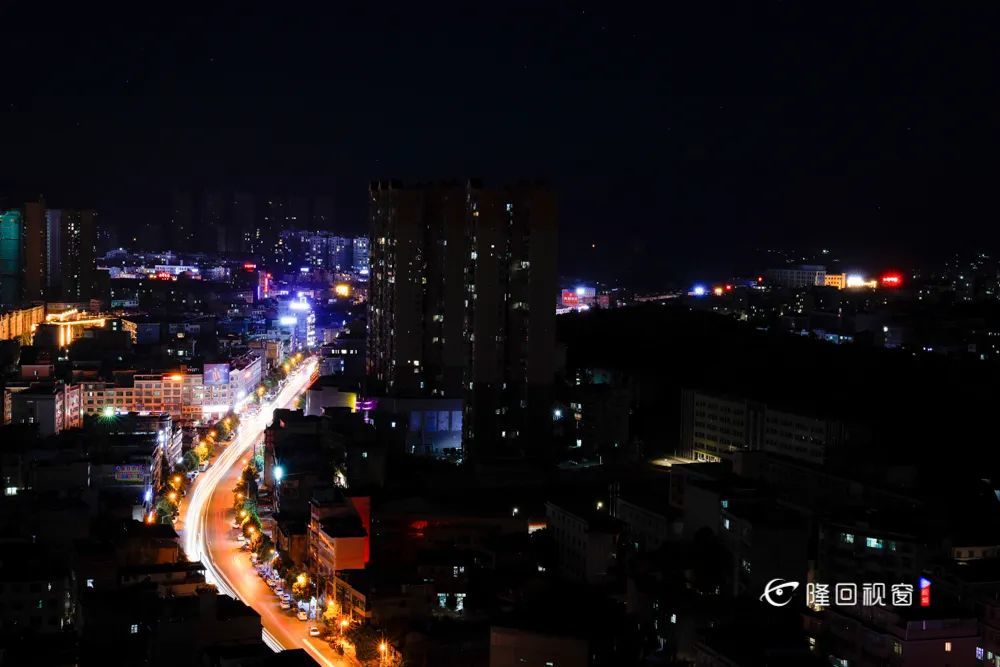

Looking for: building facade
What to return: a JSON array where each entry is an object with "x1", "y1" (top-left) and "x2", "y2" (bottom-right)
[
  {"x1": 367, "y1": 180, "x2": 557, "y2": 462},
  {"x1": 680, "y1": 388, "x2": 851, "y2": 465}
]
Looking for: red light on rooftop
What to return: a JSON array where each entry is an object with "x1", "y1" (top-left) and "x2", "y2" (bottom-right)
[
  {"x1": 243, "y1": 263, "x2": 257, "y2": 271},
  {"x1": 724, "y1": 284, "x2": 733, "y2": 291},
  {"x1": 756, "y1": 275, "x2": 764, "y2": 284}
]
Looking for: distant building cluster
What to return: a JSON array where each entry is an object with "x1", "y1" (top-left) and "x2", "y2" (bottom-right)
[{"x1": 0, "y1": 201, "x2": 98, "y2": 308}]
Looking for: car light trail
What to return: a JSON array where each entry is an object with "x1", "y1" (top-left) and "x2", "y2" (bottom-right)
[{"x1": 179, "y1": 358, "x2": 317, "y2": 645}]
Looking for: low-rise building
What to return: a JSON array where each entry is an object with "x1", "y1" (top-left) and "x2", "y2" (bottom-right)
[{"x1": 545, "y1": 500, "x2": 623, "y2": 584}]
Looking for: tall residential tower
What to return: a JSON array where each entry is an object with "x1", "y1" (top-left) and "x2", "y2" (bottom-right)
[{"x1": 367, "y1": 180, "x2": 557, "y2": 462}]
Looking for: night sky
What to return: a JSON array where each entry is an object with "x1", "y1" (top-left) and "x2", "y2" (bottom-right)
[{"x1": 1, "y1": 2, "x2": 998, "y2": 286}]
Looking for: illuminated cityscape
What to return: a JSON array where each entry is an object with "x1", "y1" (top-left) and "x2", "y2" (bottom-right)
[{"x1": 1, "y1": 4, "x2": 1000, "y2": 667}]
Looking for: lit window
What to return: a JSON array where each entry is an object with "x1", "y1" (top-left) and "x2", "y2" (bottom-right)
[
  {"x1": 130, "y1": 624, "x2": 139, "y2": 634},
  {"x1": 944, "y1": 641, "x2": 952, "y2": 652},
  {"x1": 721, "y1": 499, "x2": 729, "y2": 509},
  {"x1": 670, "y1": 613, "x2": 677, "y2": 624},
  {"x1": 841, "y1": 532, "x2": 855, "y2": 544},
  {"x1": 865, "y1": 537, "x2": 884, "y2": 549},
  {"x1": 723, "y1": 518, "x2": 731, "y2": 530}
]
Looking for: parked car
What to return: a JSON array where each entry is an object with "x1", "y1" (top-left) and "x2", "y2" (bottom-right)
[
  {"x1": 281, "y1": 594, "x2": 292, "y2": 603},
  {"x1": 309, "y1": 626, "x2": 321, "y2": 637},
  {"x1": 279, "y1": 600, "x2": 291, "y2": 610},
  {"x1": 296, "y1": 611, "x2": 308, "y2": 622},
  {"x1": 236, "y1": 534, "x2": 245, "y2": 543}
]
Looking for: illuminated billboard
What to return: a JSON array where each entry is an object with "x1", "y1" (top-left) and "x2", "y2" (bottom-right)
[
  {"x1": 203, "y1": 363, "x2": 230, "y2": 386},
  {"x1": 114, "y1": 464, "x2": 144, "y2": 483}
]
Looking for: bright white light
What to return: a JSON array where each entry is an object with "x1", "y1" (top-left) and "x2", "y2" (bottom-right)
[
  {"x1": 102, "y1": 406, "x2": 115, "y2": 418},
  {"x1": 692, "y1": 285, "x2": 707, "y2": 297},
  {"x1": 274, "y1": 466, "x2": 284, "y2": 482},
  {"x1": 144, "y1": 489, "x2": 152, "y2": 503},
  {"x1": 575, "y1": 286, "x2": 586, "y2": 296},
  {"x1": 299, "y1": 267, "x2": 309, "y2": 273},
  {"x1": 279, "y1": 316, "x2": 297, "y2": 326},
  {"x1": 289, "y1": 300, "x2": 310, "y2": 311},
  {"x1": 846, "y1": 274, "x2": 865, "y2": 288},
  {"x1": 553, "y1": 408, "x2": 563, "y2": 419}
]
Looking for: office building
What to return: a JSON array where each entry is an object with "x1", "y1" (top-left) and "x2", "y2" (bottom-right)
[
  {"x1": 765, "y1": 264, "x2": 826, "y2": 288},
  {"x1": 367, "y1": 180, "x2": 556, "y2": 461},
  {"x1": 680, "y1": 388, "x2": 854, "y2": 465}
]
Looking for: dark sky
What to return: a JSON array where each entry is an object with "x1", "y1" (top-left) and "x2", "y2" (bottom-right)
[{"x1": 1, "y1": 2, "x2": 998, "y2": 286}]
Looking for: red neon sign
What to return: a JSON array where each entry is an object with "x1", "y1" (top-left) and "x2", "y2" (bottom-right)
[{"x1": 880, "y1": 272, "x2": 903, "y2": 288}]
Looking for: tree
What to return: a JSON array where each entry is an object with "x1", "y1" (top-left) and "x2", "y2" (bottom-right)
[
  {"x1": 322, "y1": 599, "x2": 339, "y2": 625},
  {"x1": 155, "y1": 496, "x2": 177, "y2": 522},
  {"x1": 182, "y1": 450, "x2": 200, "y2": 472},
  {"x1": 346, "y1": 624, "x2": 381, "y2": 662}
]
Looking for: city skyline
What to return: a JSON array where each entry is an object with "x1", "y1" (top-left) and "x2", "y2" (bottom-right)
[{"x1": 3, "y1": 4, "x2": 1000, "y2": 666}]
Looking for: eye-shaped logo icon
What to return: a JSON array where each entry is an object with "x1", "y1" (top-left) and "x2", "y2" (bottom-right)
[{"x1": 760, "y1": 578, "x2": 800, "y2": 607}]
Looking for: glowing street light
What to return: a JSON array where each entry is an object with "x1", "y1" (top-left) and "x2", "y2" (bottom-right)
[{"x1": 274, "y1": 465, "x2": 284, "y2": 482}]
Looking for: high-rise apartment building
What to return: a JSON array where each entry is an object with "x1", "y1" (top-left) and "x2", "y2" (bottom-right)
[
  {"x1": 22, "y1": 201, "x2": 46, "y2": 302},
  {"x1": 0, "y1": 201, "x2": 96, "y2": 305},
  {"x1": 352, "y1": 237, "x2": 369, "y2": 276},
  {"x1": 367, "y1": 180, "x2": 557, "y2": 462},
  {"x1": 0, "y1": 209, "x2": 23, "y2": 307},
  {"x1": 56, "y1": 209, "x2": 97, "y2": 301}
]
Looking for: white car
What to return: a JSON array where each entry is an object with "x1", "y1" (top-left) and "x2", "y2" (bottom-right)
[
  {"x1": 236, "y1": 534, "x2": 245, "y2": 543},
  {"x1": 309, "y1": 626, "x2": 321, "y2": 637},
  {"x1": 296, "y1": 611, "x2": 308, "y2": 622},
  {"x1": 279, "y1": 600, "x2": 291, "y2": 610}
]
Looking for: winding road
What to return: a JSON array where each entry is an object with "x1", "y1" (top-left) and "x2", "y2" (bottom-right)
[{"x1": 177, "y1": 358, "x2": 356, "y2": 666}]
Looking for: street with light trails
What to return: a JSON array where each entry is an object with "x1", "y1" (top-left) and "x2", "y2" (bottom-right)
[{"x1": 177, "y1": 357, "x2": 357, "y2": 666}]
